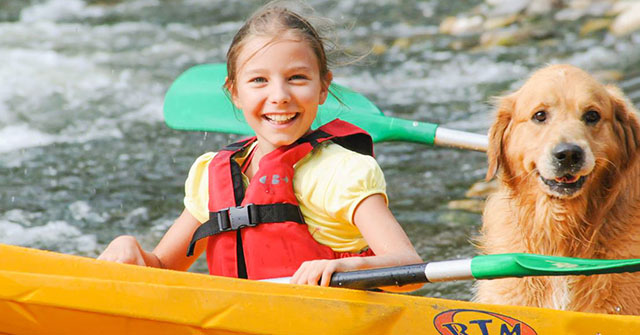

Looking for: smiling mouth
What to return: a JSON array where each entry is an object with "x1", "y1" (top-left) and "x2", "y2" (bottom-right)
[
  {"x1": 264, "y1": 113, "x2": 299, "y2": 124},
  {"x1": 540, "y1": 174, "x2": 587, "y2": 196}
]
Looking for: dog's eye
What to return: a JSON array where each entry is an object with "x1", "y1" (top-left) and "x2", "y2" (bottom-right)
[
  {"x1": 532, "y1": 111, "x2": 547, "y2": 123},
  {"x1": 583, "y1": 110, "x2": 601, "y2": 125}
]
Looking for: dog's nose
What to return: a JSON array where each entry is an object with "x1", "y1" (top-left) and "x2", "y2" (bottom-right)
[{"x1": 552, "y1": 143, "x2": 584, "y2": 171}]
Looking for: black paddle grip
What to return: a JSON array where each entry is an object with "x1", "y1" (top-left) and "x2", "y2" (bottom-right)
[{"x1": 329, "y1": 263, "x2": 428, "y2": 290}]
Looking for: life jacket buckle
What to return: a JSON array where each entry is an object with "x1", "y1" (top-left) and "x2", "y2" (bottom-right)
[{"x1": 219, "y1": 204, "x2": 256, "y2": 231}]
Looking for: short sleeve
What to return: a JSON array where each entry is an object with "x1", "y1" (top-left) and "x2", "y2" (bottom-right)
[
  {"x1": 183, "y1": 152, "x2": 217, "y2": 223},
  {"x1": 294, "y1": 143, "x2": 387, "y2": 227}
]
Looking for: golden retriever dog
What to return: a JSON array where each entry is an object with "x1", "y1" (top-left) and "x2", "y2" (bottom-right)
[{"x1": 476, "y1": 64, "x2": 640, "y2": 315}]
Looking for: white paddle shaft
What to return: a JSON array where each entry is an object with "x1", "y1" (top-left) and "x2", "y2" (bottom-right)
[
  {"x1": 424, "y1": 258, "x2": 474, "y2": 282},
  {"x1": 435, "y1": 127, "x2": 488, "y2": 152}
]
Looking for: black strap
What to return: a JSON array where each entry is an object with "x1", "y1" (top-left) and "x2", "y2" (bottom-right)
[
  {"x1": 331, "y1": 133, "x2": 374, "y2": 156},
  {"x1": 229, "y1": 159, "x2": 245, "y2": 206},
  {"x1": 221, "y1": 138, "x2": 252, "y2": 152},
  {"x1": 186, "y1": 203, "x2": 304, "y2": 256},
  {"x1": 235, "y1": 230, "x2": 248, "y2": 279},
  {"x1": 296, "y1": 129, "x2": 331, "y2": 147},
  {"x1": 296, "y1": 129, "x2": 373, "y2": 156}
]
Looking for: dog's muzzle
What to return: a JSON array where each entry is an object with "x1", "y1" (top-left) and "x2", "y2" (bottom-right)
[{"x1": 539, "y1": 142, "x2": 588, "y2": 197}]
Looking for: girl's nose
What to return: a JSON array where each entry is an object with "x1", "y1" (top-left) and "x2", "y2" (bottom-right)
[{"x1": 269, "y1": 81, "x2": 291, "y2": 104}]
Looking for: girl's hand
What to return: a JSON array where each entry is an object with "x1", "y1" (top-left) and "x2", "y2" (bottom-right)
[
  {"x1": 97, "y1": 235, "x2": 149, "y2": 266},
  {"x1": 97, "y1": 209, "x2": 203, "y2": 270},
  {"x1": 290, "y1": 257, "x2": 364, "y2": 287}
]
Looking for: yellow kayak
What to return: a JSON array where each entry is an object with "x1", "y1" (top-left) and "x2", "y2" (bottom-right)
[{"x1": 0, "y1": 243, "x2": 638, "y2": 334}]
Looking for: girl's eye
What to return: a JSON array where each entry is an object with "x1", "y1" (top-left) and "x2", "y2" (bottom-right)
[
  {"x1": 250, "y1": 77, "x2": 267, "y2": 83},
  {"x1": 583, "y1": 110, "x2": 601, "y2": 125},
  {"x1": 532, "y1": 110, "x2": 547, "y2": 123},
  {"x1": 289, "y1": 74, "x2": 308, "y2": 81}
]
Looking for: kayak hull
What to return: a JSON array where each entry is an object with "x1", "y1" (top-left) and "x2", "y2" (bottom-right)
[{"x1": 1, "y1": 244, "x2": 638, "y2": 335}]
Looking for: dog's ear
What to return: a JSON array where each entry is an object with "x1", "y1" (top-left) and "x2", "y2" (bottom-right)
[
  {"x1": 607, "y1": 84, "x2": 640, "y2": 165},
  {"x1": 486, "y1": 94, "x2": 514, "y2": 180}
]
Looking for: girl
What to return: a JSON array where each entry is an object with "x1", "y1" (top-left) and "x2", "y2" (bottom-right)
[{"x1": 99, "y1": 4, "x2": 422, "y2": 291}]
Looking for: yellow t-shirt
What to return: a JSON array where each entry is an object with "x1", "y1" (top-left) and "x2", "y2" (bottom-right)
[{"x1": 183, "y1": 141, "x2": 387, "y2": 253}]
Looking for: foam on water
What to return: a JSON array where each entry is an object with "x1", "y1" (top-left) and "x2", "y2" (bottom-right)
[
  {"x1": 20, "y1": 0, "x2": 104, "y2": 22},
  {"x1": 0, "y1": 121, "x2": 124, "y2": 154},
  {"x1": 336, "y1": 56, "x2": 528, "y2": 107},
  {"x1": 0, "y1": 218, "x2": 98, "y2": 255},
  {"x1": 19, "y1": 0, "x2": 166, "y2": 23},
  {"x1": 0, "y1": 47, "x2": 109, "y2": 116},
  {"x1": 0, "y1": 124, "x2": 57, "y2": 153},
  {"x1": 561, "y1": 44, "x2": 640, "y2": 70},
  {"x1": 68, "y1": 200, "x2": 109, "y2": 223},
  {"x1": 0, "y1": 21, "x2": 165, "y2": 154},
  {"x1": 0, "y1": 47, "x2": 107, "y2": 114}
]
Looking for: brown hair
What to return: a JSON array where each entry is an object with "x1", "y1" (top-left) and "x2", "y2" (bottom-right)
[{"x1": 223, "y1": 3, "x2": 331, "y2": 94}]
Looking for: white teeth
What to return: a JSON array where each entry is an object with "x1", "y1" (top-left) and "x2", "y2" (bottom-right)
[{"x1": 264, "y1": 113, "x2": 297, "y2": 123}]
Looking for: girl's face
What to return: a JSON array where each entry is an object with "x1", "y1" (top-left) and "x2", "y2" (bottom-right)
[{"x1": 230, "y1": 33, "x2": 331, "y2": 153}]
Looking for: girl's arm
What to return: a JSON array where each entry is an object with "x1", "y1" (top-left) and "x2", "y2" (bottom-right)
[
  {"x1": 290, "y1": 194, "x2": 424, "y2": 292},
  {"x1": 98, "y1": 208, "x2": 207, "y2": 271}
]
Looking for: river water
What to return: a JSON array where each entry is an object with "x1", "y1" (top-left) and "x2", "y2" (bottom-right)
[{"x1": 1, "y1": 0, "x2": 640, "y2": 301}]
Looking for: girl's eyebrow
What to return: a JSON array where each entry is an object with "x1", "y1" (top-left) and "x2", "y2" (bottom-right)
[
  {"x1": 241, "y1": 68, "x2": 267, "y2": 76},
  {"x1": 288, "y1": 65, "x2": 313, "y2": 72},
  {"x1": 243, "y1": 65, "x2": 313, "y2": 74}
]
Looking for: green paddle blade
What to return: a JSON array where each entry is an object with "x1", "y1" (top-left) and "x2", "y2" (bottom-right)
[
  {"x1": 471, "y1": 253, "x2": 640, "y2": 279},
  {"x1": 163, "y1": 63, "x2": 383, "y2": 136}
]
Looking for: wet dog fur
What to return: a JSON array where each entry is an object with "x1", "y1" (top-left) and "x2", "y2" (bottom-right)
[{"x1": 475, "y1": 64, "x2": 640, "y2": 315}]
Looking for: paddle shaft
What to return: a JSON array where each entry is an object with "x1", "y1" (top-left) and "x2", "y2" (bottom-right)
[
  {"x1": 259, "y1": 260, "x2": 470, "y2": 287},
  {"x1": 263, "y1": 259, "x2": 473, "y2": 289},
  {"x1": 435, "y1": 127, "x2": 487, "y2": 151},
  {"x1": 329, "y1": 259, "x2": 471, "y2": 290},
  {"x1": 263, "y1": 253, "x2": 640, "y2": 290},
  {"x1": 338, "y1": 112, "x2": 487, "y2": 151},
  {"x1": 331, "y1": 254, "x2": 640, "y2": 290}
]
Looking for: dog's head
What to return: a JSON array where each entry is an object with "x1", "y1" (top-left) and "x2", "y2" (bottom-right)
[{"x1": 486, "y1": 64, "x2": 640, "y2": 199}]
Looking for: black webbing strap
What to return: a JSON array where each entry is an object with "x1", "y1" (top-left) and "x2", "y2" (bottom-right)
[
  {"x1": 332, "y1": 133, "x2": 374, "y2": 156},
  {"x1": 295, "y1": 129, "x2": 373, "y2": 156},
  {"x1": 221, "y1": 138, "x2": 252, "y2": 152},
  {"x1": 296, "y1": 129, "x2": 330, "y2": 147},
  {"x1": 235, "y1": 230, "x2": 247, "y2": 279},
  {"x1": 229, "y1": 159, "x2": 245, "y2": 205},
  {"x1": 186, "y1": 203, "x2": 305, "y2": 256}
]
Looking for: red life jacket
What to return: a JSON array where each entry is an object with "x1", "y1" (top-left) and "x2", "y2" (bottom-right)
[{"x1": 186, "y1": 119, "x2": 375, "y2": 280}]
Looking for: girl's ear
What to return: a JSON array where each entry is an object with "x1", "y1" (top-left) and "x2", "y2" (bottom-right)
[
  {"x1": 486, "y1": 93, "x2": 515, "y2": 181},
  {"x1": 225, "y1": 76, "x2": 242, "y2": 109},
  {"x1": 319, "y1": 71, "x2": 333, "y2": 105}
]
